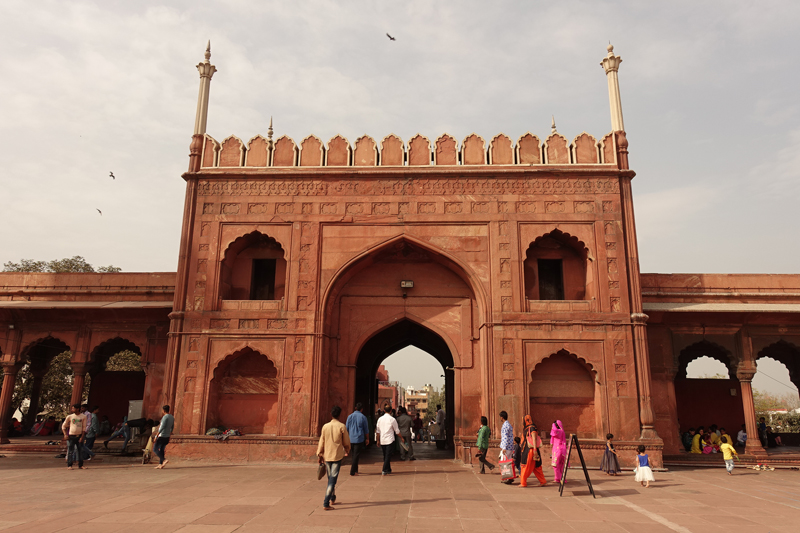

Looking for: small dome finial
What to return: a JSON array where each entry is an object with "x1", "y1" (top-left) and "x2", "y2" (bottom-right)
[
  {"x1": 205, "y1": 40, "x2": 211, "y2": 61},
  {"x1": 551, "y1": 115, "x2": 557, "y2": 134}
]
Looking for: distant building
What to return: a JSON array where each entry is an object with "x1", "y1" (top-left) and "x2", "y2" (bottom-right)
[{"x1": 405, "y1": 386, "x2": 430, "y2": 416}]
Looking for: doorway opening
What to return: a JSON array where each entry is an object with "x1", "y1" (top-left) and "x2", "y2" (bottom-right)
[{"x1": 354, "y1": 320, "x2": 454, "y2": 450}]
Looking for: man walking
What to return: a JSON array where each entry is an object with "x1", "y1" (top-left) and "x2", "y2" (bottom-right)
[
  {"x1": 82, "y1": 405, "x2": 100, "y2": 461},
  {"x1": 376, "y1": 408, "x2": 404, "y2": 475},
  {"x1": 317, "y1": 405, "x2": 350, "y2": 511},
  {"x1": 499, "y1": 410, "x2": 514, "y2": 484},
  {"x1": 61, "y1": 404, "x2": 87, "y2": 470},
  {"x1": 396, "y1": 407, "x2": 415, "y2": 461},
  {"x1": 435, "y1": 404, "x2": 446, "y2": 449},
  {"x1": 153, "y1": 405, "x2": 174, "y2": 469},
  {"x1": 345, "y1": 402, "x2": 369, "y2": 476},
  {"x1": 413, "y1": 412, "x2": 423, "y2": 443}
]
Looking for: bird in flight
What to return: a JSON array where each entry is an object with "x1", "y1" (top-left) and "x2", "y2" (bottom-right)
[
  {"x1": 386, "y1": 33, "x2": 396, "y2": 41},
  {"x1": 96, "y1": 209, "x2": 102, "y2": 216},
  {"x1": 109, "y1": 172, "x2": 115, "y2": 179}
]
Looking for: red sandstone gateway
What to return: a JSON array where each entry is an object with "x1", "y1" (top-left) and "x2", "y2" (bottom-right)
[{"x1": 1, "y1": 44, "x2": 798, "y2": 466}]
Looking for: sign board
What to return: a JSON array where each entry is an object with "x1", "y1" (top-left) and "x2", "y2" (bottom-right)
[{"x1": 558, "y1": 434, "x2": 596, "y2": 498}]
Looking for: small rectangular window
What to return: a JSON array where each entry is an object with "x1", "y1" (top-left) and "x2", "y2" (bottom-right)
[
  {"x1": 538, "y1": 259, "x2": 564, "y2": 300},
  {"x1": 251, "y1": 259, "x2": 276, "y2": 300}
]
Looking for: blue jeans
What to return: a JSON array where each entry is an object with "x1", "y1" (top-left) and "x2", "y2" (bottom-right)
[
  {"x1": 67, "y1": 436, "x2": 83, "y2": 467},
  {"x1": 324, "y1": 460, "x2": 341, "y2": 507},
  {"x1": 154, "y1": 437, "x2": 170, "y2": 464},
  {"x1": 107, "y1": 425, "x2": 131, "y2": 451}
]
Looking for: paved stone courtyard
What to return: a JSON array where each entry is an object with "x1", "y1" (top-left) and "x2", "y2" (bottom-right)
[{"x1": 1, "y1": 445, "x2": 799, "y2": 533}]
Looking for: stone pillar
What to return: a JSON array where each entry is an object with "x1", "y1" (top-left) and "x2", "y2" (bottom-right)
[
  {"x1": 736, "y1": 330, "x2": 766, "y2": 455},
  {"x1": 70, "y1": 363, "x2": 89, "y2": 407},
  {"x1": 631, "y1": 313, "x2": 657, "y2": 438},
  {"x1": 0, "y1": 363, "x2": 23, "y2": 444},
  {"x1": 601, "y1": 44, "x2": 625, "y2": 132},
  {"x1": 23, "y1": 370, "x2": 46, "y2": 428}
]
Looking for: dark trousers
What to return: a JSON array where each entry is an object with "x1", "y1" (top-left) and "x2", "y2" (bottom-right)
[
  {"x1": 381, "y1": 444, "x2": 393, "y2": 473},
  {"x1": 67, "y1": 436, "x2": 83, "y2": 468},
  {"x1": 349, "y1": 442, "x2": 365, "y2": 475},
  {"x1": 154, "y1": 437, "x2": 170, "y2": 464},
  {"x1": 477, "y1": 448, "x2": 494, "y2": 473}
]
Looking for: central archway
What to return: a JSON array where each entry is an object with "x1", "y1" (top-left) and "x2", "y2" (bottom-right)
[
  {"x1": 355, "y1": 319, "x2": 455, "y2": 447},
  {"x1": 319, "y1": 235, "x2": 486, "y2": 457}
]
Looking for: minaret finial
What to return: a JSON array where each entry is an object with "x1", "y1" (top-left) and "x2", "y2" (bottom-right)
[
  {"x1": 550, "y1": 116, "x2": 557, "y2": 134},
  {"x1": 601, "y1": 43, "x2": 625, "y2": 132},
  {"x1": 267, "y1": 116, "x2": 274, "y2": 142},
  {"x1": 193, "y1": 41, "x2": 217, "y2": 136}
]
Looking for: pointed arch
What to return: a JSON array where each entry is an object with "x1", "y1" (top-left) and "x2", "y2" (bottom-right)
[
  {"x1": 206, "y1": 346, "x2": 280, "y2": 435},
  {"x1": 320, "y1": 233, "x2": 488, "y2": 326},
  {"x1": 756, "y1": 340, "x2": 800, "y2": 389},
  {"x1": 530, "y1": 349, "x2": 599, "y2": 437},
  {"x1": 524, "y1": 229, "x2": 590, "y2": 301},
  {"x1": 677, "y1": 340, "x2": 736, "y2": 379},
  {"x1": 88, "y1": 337, "x2": 142, "y2": 369},
  {"x1": 220, "y1": 231, "x2": 287, "y2": 301}
]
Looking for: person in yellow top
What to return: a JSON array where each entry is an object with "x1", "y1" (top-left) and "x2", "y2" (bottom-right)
[
  {"x1": 719, "y1": 435, "x2": 739, "y2": 475},
  {"x1": 691, "y1": 432, "x2": 703, "y2": 453},
  {"x1": 317, "y1": 405, "x2": 351, "y2": 511}
]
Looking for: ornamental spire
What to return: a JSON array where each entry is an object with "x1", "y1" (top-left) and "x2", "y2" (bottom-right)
[
  {"x1": 601, "y1": 44, "x2": 625, "y2": 132},
  {"x1": 193, "y1": 41, "x2": 217, "y2": 135}
]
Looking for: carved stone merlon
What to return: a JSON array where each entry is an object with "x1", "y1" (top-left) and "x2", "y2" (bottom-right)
[
  {"x1": 193, "y1": 40, "x2": 217, "y2": 136},
  {"x1": 601, "y1": 44, "x2": 625, "y2": 132}
]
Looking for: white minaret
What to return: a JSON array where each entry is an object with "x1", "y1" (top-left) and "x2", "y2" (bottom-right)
[
  {"x1": 601, "y1": 44, "x2": 624, "y2": 132},
  {"x1": 193, "y1": 41, "x2": 217, "y2": 135}
]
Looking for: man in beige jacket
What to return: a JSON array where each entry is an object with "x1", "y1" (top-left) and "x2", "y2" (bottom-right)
[{"x1": 317, "y1": 405, "x2": 350, "y2": 510}]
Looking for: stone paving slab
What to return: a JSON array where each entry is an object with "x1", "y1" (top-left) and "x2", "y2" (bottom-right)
[{"x1": 1, "y1": 447, "x2": 800, "y2": 532}]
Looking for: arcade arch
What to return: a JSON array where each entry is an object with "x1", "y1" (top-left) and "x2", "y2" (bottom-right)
[
  {"x1": 13, "y1": 337, "x2": 72, "y2": 426},
  {"x1": 86, "y1": 337, "x2": 145, "y2": 425},
  {"x1": 674, "y1": 341, "x2": 743, "y2": 438},
  {"x1": 220, "y1": 231, "x2": 287, "y2": 301}
]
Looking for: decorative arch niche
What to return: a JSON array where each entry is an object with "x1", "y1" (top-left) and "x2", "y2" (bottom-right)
[
  {"x1": 530, "y1": 350, "x2": 598, "y2": 438},
  {"x1": 524, "y1": 229, "x2": 588, "y2": 301},
  {"x1": 219, "y1": 232, "x2": 287, "y2": 302},
  {"x1": 206, "y1": 347, "x2": 279, "y2": 435}
]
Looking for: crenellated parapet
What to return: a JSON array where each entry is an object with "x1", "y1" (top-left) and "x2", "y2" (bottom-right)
[{"x1": 196, "y1": 131, "x2": 617, "y2": 169}]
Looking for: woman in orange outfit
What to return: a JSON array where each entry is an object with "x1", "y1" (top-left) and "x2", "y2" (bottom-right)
[{"x1": 519, "y1": 415, "x2": 547, "y2": 487}]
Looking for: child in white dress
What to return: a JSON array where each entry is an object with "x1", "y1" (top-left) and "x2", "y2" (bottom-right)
[{"x1": 634, "y1": 444, "x2": 654, "y2": 488}]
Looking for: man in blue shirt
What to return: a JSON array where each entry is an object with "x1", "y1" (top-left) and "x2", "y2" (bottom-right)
[
  {"x1": 345, "y1": 403, "x2": 369, "y2": 476},
  {"x1": 153, "y1": 405, "x2": 175, "y2": 470}
]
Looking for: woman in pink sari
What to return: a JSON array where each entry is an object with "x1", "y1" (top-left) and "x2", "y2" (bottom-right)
[{"x1": 550, "y1": 420, "x2": 567, "y2": 483}]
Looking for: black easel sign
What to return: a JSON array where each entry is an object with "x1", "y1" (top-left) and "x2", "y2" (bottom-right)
[{"x1": 558, "y1": 434, "x2": 596, "y2": 498}]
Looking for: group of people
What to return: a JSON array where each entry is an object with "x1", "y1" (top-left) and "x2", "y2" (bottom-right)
[
  {"x1": 316, "y1": 402, "x2": 445, "y2": 510},
  {"x1": 60, "y1": 403, "x2": 174, "y2": 470},
  {"x1": 683, "y1": 424, "x2": 743, "y2": 454}
]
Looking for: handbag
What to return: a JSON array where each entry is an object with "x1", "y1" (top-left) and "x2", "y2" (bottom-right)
[
  {"x1": 317, "y1": 459, "x2": 326, "y2": 480},
  {"x1": 498, "y1": 452, "x2": 517, "y2": 481}
]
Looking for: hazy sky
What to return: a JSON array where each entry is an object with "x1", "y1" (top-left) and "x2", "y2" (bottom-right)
[{"x1": 1, "y1": 1, "x2": 798, "y2": 393}]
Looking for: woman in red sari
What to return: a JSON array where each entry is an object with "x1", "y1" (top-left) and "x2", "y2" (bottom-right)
[{"x1": 519, "y1": 415, "x2": 547, "y2": 487}]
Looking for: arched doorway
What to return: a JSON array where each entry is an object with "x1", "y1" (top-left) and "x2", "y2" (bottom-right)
[
  {"x1": 87, "y1": 338, "x2": 146, "y2": 426},
  {"x1": 354, "y1": 319, "x2": 455, "y2": 448},
  {"x1": 320, "y1": 236, "x2": 485, "y2": 457},
  {"x1": 674, "y1": 341, "x2": 744, "y2": 440}
]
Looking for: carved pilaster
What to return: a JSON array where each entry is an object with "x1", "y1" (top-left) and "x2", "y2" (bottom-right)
[{"x1": 0, "y1": 363, "x2": 24, "y2": 444}]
